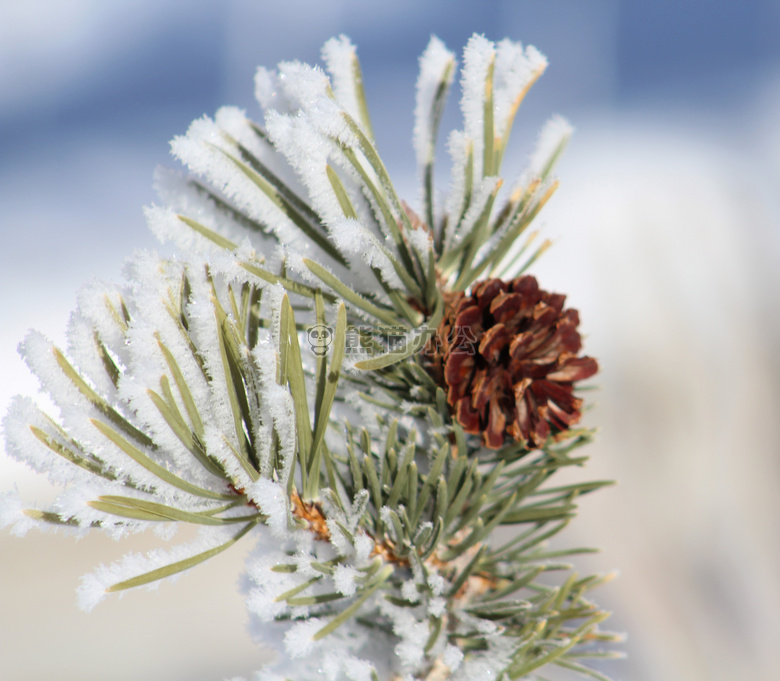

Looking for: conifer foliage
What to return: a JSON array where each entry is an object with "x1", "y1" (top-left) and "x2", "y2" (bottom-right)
[{"x1": 2, "y1": 34, "x2": 620, "y2": 681}]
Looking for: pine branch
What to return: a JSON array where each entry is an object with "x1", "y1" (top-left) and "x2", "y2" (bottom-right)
[{"x1": 1, "y1": 32, "x2": 619, "y2": 681}]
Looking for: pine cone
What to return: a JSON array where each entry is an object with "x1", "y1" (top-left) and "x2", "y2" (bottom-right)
[{"x1": 428, "y1": 276, "x2": 598, "y2": 449}]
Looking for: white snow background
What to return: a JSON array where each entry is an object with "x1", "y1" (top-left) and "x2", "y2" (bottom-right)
[{"x1": 2, "y1": 1, "x2": 780, "y2": 680}]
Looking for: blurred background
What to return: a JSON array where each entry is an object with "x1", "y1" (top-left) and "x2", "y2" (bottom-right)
[{"x1": 2, "y1": 1, "x2": 779, "y2": 679}]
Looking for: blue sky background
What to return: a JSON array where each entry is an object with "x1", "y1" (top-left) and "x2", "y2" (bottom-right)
[
  {"x1": 3, "y1": 0, "x2": 779, "y2": 261},
  {"x1": 2, "y1": 2, "x2": 779, "y2": 680},
  {"x1": 3, "y1": 0, "x2": 779, "y2": 290}
]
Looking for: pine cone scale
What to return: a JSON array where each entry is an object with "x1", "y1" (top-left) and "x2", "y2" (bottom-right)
[{"x1": 478, "y1": 323, "x2": 511, "y2": 363}]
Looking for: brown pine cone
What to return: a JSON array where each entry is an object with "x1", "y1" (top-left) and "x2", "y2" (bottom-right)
[{"x1": 426, "y1": 275, "x2": 598, "y2": 449}]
